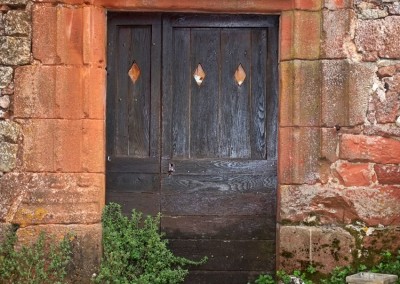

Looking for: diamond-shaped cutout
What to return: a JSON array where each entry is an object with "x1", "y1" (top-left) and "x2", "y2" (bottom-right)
[
  {"x1": 234, "y1": 64, "x2": 246, "y2": 86},
  {"x1": 128, "y1": 62, "x2": 141, "y2": 84},
  {"x1": 193, "y1": 64, "x2": 206, "y2": 86}
]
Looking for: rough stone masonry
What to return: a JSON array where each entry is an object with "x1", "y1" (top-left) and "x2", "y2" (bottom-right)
[{"x1": 0, "y1": 0, "x2": 400, "y2": 282}]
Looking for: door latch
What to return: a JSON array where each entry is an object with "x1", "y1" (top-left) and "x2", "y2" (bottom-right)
[{"x1": 168, "y1": 163, "x2": 175, "y2": 176}]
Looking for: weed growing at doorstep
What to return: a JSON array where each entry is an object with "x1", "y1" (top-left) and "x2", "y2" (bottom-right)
[
  {"x1": 92, "y1": 202, "x2": 207, "y2": 284},
  {"x1": 0, "y1": 226, "x2": 73, "y2": 284},
  {"x1": 251, "y1": 250, "x2": 400, "y2": 284}
]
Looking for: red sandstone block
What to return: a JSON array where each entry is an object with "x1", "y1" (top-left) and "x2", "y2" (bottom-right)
[
  {"x1": 280, "y1": 184, "x2": 400, "y2": 226},
  {"x1": 280, "y1": 12, "x2": 294, "y2": 61},
  {"x1": 321, "y1": 61, "x2": 375, "y2": 127},
  {"x1": 54, "y1": 120, "x2": 83, "y2": 172},
  {"x1": 82, "y1": 119, "x2": 105, "y2": 173},
  {"x1": 280, "y1": 60, "x2": 322, "y2": 127},
  {"x1": 280, "y1": 184, "x2": 358, "y2": 225},
  {"x1": 56, "y1": 66, "x2": 84, "y2": 119},
  {"x1": 340, "y1": 134, "x2": 400, "y2": 164},
  {"x1": 321, "y1": 9, "x2": 354, "y2": 59},
  {"x1": 33, "y1": 5, "x2": 103, "y2": 65},
  {"x1": 321, "y1": 60, "x2": 349, "y2": 127},
  {"x1": 363, "y1": 227, "x2": 400, "y2": 258},
  {"x1": 94, "y1": 0, "x2": 293, "y2": 12},
  {"x1": 56, "y1": 6, "x2": 84, "y2": 65},
  {"x1": 279, "y1": 127, "x2": 323, "y2": 184},
  {"x1": 19, "y1": 119, "x2": 55, "y2": 172},
  {"x1": 385, "y1": 73, "x2": 400, "y2": 92},
  {"x1": 14, "y1": 65, "x2": 57, "y2": 118},
  {"x1": 278, "y1": 226, "x2": 311, "y2": 272},
  {"x1": 374, "y1": 91, "x2": 399, "y2": 124},
  {"x1": 12, "y1": 173, "x2": 104, "y2": 226},
  {"x1": 374, "y1": 164, "x2": 400, "y2": 185},
  {"x1": 324, "y1": 0, "x2": 353, "y2": 9},
  {"x1": 365, "y1": 186, "x2": 400, "y2": 226},
  {"x1": 355, "y1": 16, "x2": 400, "y2": 61},
  {"x1": 321, "y1": 127, "x2": 338, "y2": 163},
  {"x1": 295, "y1": 0, "x2": 322, "y2": 10},
  {"x1": 83, "y1": 6, "x2": 106, "y2": 67},
  {"x1": 334, "y1": 161, "x2": 375, "y2": 186},
  {"x1": 0, "y1": 173, "x2": 31, "y2": 222},
  {"x1": 377, "y1": 65, "x2": 396, "y2": 78},
  {"x1": 347, "y1": 64, "x2": 376, "y2": 125},
  {"x1": 310, "y1": 227, "x2": 354, "y2": 274},
  {"x1": 32, "y1": 0, "x2": 89, "y2": 3},
  {"x1": 281, "y1": 11, "x2": 321, "y2": 60},
  {"x1": 32, "y1": 4, "x2": 58, "y2": 64},
  {"x1": 83, "y1": 67, "x2": 105, "y2": 119},
  {"x1": 294, "y1": 11, "x2": 321, "y2": 59},
  {"x1": 14, "y1": 65, "x2": 95, "y2": 119}
]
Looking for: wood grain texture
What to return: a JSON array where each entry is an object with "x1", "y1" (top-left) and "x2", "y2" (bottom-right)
[
  {"x1": 168, "y1": 239, "x2": 275, "y2": 271},
  {"x1": 266, "y1": 26, "x2": 279, "y2": 160},
  {"x1": 161, "y1": 215, "x2": 276, "y2": 240},
  {"x1": 107, "y1": 173, "x2": 160, "y2": 192},
  {"x1": 107, "y1": 157, "x2": 159, "y2": 173},
  {"x1": 184, "y1": 271, "x2": 272, "y2": 284},
  {"x1": 115, "y1": 26, "x2": 130, "y2": 156},
  {"x1": 161, "y1": 192, "x2": 276, "y2": 216},
  {"x1": 171, "y1": 28, "x2": 191, "y2": 157},
  {"x1": 127, "y1": 26, "x2": 151, "y2": 157},
  {"x1": 250, "y1": 29, "x2": 268, "y2": 159},
  {"x1": 190, "y1": 28, "x2": 220, "y2": 158},
  {"x1": 161, "y1": 159, "x2": 276, "y2": 175},
  {"x1": 162, "y1": 174, "x2": 276, "y2": 193},
  {"x1": 219, "y1": 29, "x2": 251, "y2": 158},
  {"x1": 106, "y1": 191, "x2": 160, "y2": 216}
]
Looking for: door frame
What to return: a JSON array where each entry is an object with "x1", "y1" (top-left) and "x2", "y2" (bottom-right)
[{"x1": 98, "y1": 0, "x2": 313, "y2": 271}]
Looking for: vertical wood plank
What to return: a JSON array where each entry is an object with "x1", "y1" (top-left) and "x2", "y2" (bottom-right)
[
  {"x1": 219, "y1": 29, "x2": 251, "y2": 158},
  {"x1": 250, "y1": 29, "x2": 267, "y2": 160},
  {"x1": 150, "y1": 19, "x2": 162, "y2": 158},
  {"x1": 128, "y1": 27, "x2": 151, "y2": 157},
  {"x1": 115, "y1": 27, "x2": 131, "y2": 156},
  {"x1": 190, "y1": 28, "x2": 220, "y2": 158},
  {"x1": 171, "y1": 28, "x2": 191, "y2": 158},
  {"x1": 162, "y1": 16, "x2": 173, "y2": 159},
  {"x1": 106, "y1": 16, "x2": 117, "y2": 157},
  {"x1": 266, "y1": 26, "x2": 279, "y2": 160}
]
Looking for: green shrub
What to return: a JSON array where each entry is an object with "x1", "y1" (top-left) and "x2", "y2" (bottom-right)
[
  {"x1": 0, "y1": 226, "x2": 73, "y2": 284},
  {"x1": 93, "y1": 203, "x2": 207, "y2": 284}
]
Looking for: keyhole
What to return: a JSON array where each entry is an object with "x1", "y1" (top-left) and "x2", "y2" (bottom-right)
[{"x1": 168, "y1": 163, "x2": 175, "y2": 175}]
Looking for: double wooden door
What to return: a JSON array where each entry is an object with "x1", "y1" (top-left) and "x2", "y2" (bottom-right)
[{"x1": 106, "y1": 13, "x2": 278, "y2": 283}]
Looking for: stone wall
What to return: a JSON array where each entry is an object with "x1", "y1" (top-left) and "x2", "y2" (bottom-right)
[
  {"x1": 279, "y1": 0, "x2": 400, "y2": 273},
  {"x1": 0, "y1": 0, "x2": 105, "y2": 282},
  {"x1": 0, "y1": 0, "x2": 30, "y2": 237},
  {"x1": 0, "y1": 0, "x2": 399, "y2": 281}
]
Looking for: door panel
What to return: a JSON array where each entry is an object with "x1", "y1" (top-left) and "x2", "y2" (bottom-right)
[
  {"x1": 161, "y1": 14, "x2": 278, "y2": 282},
  {"x1": 106, "y1": 14, "x2": 162, "y2": 216},
  {"x1": 107, "y1": 13, "x2": 279, "y2": 283}
]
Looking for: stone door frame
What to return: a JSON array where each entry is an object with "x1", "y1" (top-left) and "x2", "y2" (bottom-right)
[{"x1": 16, "y1": 0, "x2": 326, "y2": 274}]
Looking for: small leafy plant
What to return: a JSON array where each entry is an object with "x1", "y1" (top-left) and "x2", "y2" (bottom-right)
[
  {"x1": 251, "y1": 251, "x2": 400, "y2": 284},
  {"x1": 0, "y1": 226, "x2": 73, "y2": 284},
  {"x1": 93, "y1": 203, "x2": 207, "y2": 284}
]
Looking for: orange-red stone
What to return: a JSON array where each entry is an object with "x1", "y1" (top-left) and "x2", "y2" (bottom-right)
[
  {"x1": 340, "y1": 134, "x2": 400, "y2": 164},
  {"x1": 334, "y1": 161, "x2": 375, "y2": 187}
]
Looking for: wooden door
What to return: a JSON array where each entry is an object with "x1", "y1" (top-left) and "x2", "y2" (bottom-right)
[{"x1": 107, "y1": 13, "x2": 278, "y2": 284}]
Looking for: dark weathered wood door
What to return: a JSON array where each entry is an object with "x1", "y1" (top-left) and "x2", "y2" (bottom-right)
[{"x1": 107, "y1": 13, "x2": 278, "y2": 284}]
